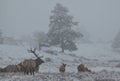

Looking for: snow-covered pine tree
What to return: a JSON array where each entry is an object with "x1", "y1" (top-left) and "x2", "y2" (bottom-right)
[{"x1": 48, "y1": 3, "x2": 83, "y2": 52}]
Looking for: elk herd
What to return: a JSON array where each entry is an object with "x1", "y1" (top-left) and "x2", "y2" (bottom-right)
[{"x1": 0, "y1": 48, "x2": 91, "y2": 75}]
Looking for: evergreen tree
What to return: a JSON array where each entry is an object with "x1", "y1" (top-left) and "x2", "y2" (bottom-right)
[{"x1": 48, "y1": 3, "x2": 83, "y2": 52}]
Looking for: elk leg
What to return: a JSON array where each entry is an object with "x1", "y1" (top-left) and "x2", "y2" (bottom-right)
[
  {"x1": 33, "y1": 69, "x2": 35, "y2": 75},
  {"x1": 32, "y1": 68, "x2": 34, "y2": 75}
]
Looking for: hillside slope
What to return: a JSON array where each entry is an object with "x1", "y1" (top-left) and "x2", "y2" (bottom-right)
[{"x1": 0, "y1": 43, "x2": 120, "y2": 72}]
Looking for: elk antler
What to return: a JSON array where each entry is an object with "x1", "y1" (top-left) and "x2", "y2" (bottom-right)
[
  {"x1": 40, "y1": 56, "x2": 43, "y2": 58},
  {"x1": 27, "y1": 48, "x2": 39, "y2": 58}
]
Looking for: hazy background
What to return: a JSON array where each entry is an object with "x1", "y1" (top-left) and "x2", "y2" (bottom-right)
[{"x1": 0, "y1": 0, "x2": 120, "y2": 42}]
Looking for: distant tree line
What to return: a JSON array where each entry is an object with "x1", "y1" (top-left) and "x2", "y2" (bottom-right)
[{"x1": 0, "y1": 29, "x2": 4, "y2": 44}]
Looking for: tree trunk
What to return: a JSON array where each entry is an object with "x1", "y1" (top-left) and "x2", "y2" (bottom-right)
[
  {"x1": 61, "y1": 36, "x2": 64, "y2": 53},
  {"x1": 38, "y1": 43, "x2": 41, "y2": 51},
  {"x1": 61, "y1": 47, "x2": 64, "y2": 53}
]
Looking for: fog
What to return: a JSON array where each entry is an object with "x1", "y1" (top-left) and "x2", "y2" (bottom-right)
[{"x1": 0, "y1": 0, "x2": 120, "y2": 42}]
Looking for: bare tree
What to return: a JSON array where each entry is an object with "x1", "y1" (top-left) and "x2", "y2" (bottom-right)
[{"x1": 33, "y1": 31, "x2": 48, "y2": 50}]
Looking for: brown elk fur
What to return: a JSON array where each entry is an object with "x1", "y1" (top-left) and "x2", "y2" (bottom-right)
[
  {"x1": 77, "y1": 64, "x2": 91, "y2": 72},
  {"x1": 16, "y1": 64, "x2": 22, "y2": 72},
  {"x1": 20, "y1": 58, "x2": 44, "y2": 75},
  {"x1": 19, "y1": 48, "x2": 44, "y2": 75},
  {"x1": 3, "y1": 65, "x2": 20, "y2": 72},
  {"x1": 0, "y1": 67, "x2": 4, "y2": 72},
  {"x1": 59, "y1": 63, "x2": 66, "y2": 73}
]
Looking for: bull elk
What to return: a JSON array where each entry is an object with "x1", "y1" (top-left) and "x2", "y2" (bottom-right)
[
  {"x1": 59, "y1": 63, "x2": 66, "y2": 73},
  {"x1": 20, "y1": 48, "x2": 44, "y2": 75}
]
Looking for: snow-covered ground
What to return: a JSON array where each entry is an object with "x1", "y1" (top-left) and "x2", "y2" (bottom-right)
[{"x1": 0, "y1": 43, "x2": 120, "y2": 80}]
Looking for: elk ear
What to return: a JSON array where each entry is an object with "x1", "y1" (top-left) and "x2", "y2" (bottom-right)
[
  {"x1": 64, "y1": 64, "x2": 67, "y2": 66},
  {"x1": 62, "y1": 63, "x2": 66, "y2": 66},
  {"x1": 62, "y1": 63, "x2": 64, "y2": 65}
]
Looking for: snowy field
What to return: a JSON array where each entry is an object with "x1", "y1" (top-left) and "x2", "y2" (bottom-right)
[{"x1": 0, "y1": 43, "x2": 120, "y2": 81}]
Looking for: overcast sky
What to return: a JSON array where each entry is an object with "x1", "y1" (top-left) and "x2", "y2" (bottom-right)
[{"x1": 0, "y1": 0, "x2": 120, "y2": 42}]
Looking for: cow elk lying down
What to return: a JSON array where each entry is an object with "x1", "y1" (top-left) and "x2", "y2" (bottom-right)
[
  {"x1": 3, "y1": 64, "x2": 21, "y2": 72},
  {"x1": 77, "y1": 64, "x2": 91, "y2": 72},
  {"x1": 59, "y1": 63, "x2": 66, "y2": 73},
  {"x1": 0, "y1": 67, "x2": 5, "y2": 72}
]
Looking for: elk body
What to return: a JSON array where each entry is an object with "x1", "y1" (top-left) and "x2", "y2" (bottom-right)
[
  {"x1": 0, "y1": 67, "x2": 4, "y2": 72},
  {"x1": 3, "y1": 64, "x2": 21, "y2": 72},
  {"x1": 77, "y1": 64, "x2": 91, "y2": 72},
  {"x1": 20, "y1": 48, "x2": 44, "y2": 75},
  {"x1": 59, "y1": 63, "x2": 66, "y2": 73}
]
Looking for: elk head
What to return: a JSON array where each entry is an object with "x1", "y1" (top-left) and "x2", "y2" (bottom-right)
[
  {"x1": 28, "y1": 48, "x2": 44, "y2": 65},
  {"x1": 62, "y1": 63, "x2": 66, "y2": 67},
  {"x1": 35, "y1": 56, "x2": 44, "y2": 65}
]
